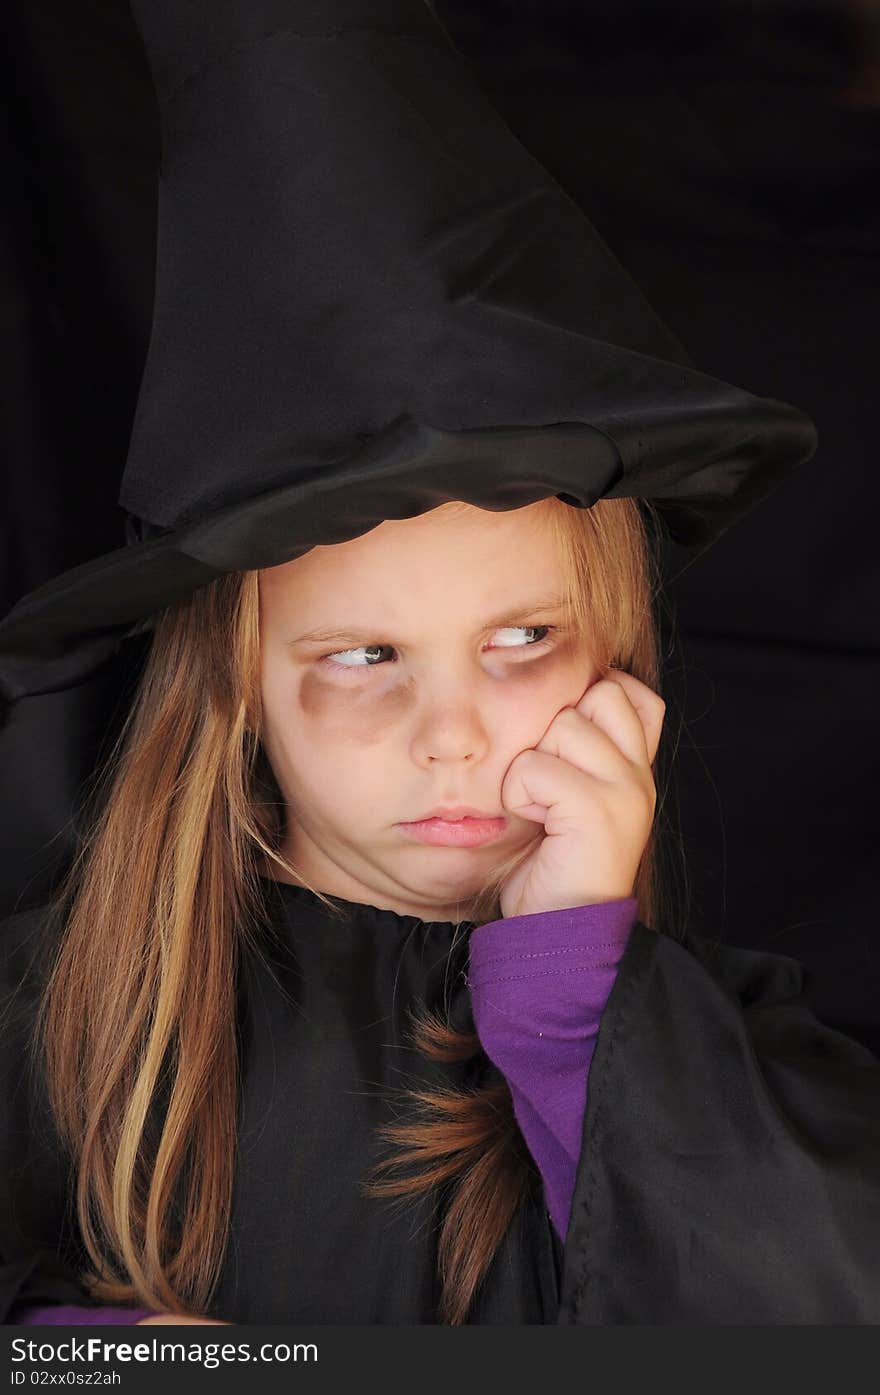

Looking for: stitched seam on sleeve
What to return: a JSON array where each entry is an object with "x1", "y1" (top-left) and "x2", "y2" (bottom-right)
[
  {"x1": 467, "y1": 961, "x2": 620, "y2": 988},
  {"x1": 469, "y1": 941, "x2": 625, "y2": 970}
]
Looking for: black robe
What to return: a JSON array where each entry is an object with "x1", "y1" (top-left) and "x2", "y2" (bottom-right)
[{"x1": 2, "y1": 877, "x2": 879, "y2": 1324}]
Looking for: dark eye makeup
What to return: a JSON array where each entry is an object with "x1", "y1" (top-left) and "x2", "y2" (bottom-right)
[{"x1": 319, "y1": 624, "x2": 558, "y2": 676}]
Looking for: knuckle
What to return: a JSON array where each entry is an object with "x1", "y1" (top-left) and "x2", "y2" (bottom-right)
[
  {"x1": 510, "y1": 745, "x2": 539, "y2": 770},
  {"x1": 559, "y1": 704, "x2": 583, "y2": 726},
  {"x1": 544, "y1": 707, "x2": 578, "y2": 739},
  {"x1": 599, "y1": 676, "x2": 626, "y2": 696}
]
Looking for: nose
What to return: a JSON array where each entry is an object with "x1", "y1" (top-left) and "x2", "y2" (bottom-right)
[{"x1": 411, "y1": 689, "x2": 491, "y2": 768}]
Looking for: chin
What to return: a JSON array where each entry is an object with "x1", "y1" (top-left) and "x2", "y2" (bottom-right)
[{"x1": 396, "y1": 855, "x2": 498, "y2": 902}]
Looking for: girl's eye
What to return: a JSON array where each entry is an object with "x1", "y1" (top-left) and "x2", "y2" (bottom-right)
[
  {"x1": 322, "y1": 643, "x2": 396, "y2": 672},
  {"x1": 320, "y1": 625, "x2": 555, "y2": 673},
  {"x1": 490, "y1": 624, "x2": 553, "y2": 652}
]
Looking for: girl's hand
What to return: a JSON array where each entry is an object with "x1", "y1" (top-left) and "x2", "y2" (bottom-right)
[{"x1": 497, "y1": 669, "x2": 665, "y2": 919}]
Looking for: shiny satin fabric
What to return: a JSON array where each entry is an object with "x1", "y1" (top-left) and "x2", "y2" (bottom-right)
[
  {"x1": 0, "y1": 0, "x2": 818, "y2": 703},
  {"x1": 559, "y1": 922, "x2": 880, "y2": 1323},
  {"x1": 211, "y1": 879, "x2": 562, "y2": 1322},
  {"x1": 0, "y1": 878, "x2": 562, "y2": 1324},
  {"x1": 3, "y1": 877, "x2": 879, "y2": 1324}
]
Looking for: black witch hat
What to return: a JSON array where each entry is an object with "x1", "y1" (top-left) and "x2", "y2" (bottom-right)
[{"x1": 0, "y1": 0, "x2": 816, "y2": 704}]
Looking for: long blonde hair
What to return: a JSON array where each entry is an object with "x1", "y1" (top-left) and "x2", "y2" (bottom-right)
[{"x1": 32, "y1": 494, "x2": 681, "y2": 1323}]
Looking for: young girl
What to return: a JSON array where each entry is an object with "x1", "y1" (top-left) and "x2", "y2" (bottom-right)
[
  {"x1": 4, "y1": 492, "x2": 880, "y2": 1327},
  {"x1": 2, "y1": 493, "x2": 661, "y2": 1324},
  {"x1": 2, "y1": 0, "x2": 879, "y2": 1329}
]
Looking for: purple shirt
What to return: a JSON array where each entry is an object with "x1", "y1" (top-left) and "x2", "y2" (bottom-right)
[
  {"x1": 467, "y1": 896, "x2": 637, "y2": 1238},
  {"x1": 10, "y1": 1305, "x2": 158, "y2": 1324},
  {"x1": 11, "y1": 896, "x2": 637, "y2": 1324}
]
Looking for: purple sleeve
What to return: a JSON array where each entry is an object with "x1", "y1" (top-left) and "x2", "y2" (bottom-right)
[
  {"x1": 11, "y1": 1304, "x2": 159, "y2": 1325},
  {"x1": 466, "y1": 897, "x2": 637, "y2": 1241}
]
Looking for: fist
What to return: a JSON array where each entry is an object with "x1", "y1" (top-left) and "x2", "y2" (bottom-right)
[{"x1": 497, "y1": 668, "x2": 665, "y2": 919}]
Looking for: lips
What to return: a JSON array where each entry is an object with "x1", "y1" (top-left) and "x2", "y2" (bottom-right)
[
  {"x1": 396, "y1": 810, "x2": 508, "y2": 848},
  {"x1": 411, "y1": 805, "x2": 502, "y2": 822}
]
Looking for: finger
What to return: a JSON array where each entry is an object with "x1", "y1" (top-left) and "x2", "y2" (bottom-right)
[
  {"x1": 535, "y1": 702, "x2": 640, "y2": 786},
  {"x1": 589, "y1": 670, "x2": 666, "y2": 766},
  {"x1": 501, "y1": 746, "x2": 601, "y2": 829},
  {"x1": 543, "y1": 676, "x2": 656, "y2": 772}
]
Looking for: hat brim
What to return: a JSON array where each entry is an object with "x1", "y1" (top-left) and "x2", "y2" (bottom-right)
[{"x1": 0, "y1": 407, "x2": 816, "y2": 702}]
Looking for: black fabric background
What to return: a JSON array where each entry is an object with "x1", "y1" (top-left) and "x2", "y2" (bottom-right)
[{"x1": 1, "y1": 1, "x2": 877, "y2": 1049}]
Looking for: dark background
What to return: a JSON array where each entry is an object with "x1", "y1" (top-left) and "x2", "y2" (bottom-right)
[{"x1": 1, "y1": 1, "x2": 878, "y2": 1050}]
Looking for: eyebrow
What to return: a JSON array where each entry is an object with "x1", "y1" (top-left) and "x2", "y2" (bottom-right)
[{"x1": 287, "y1": 594, "x2": 568, "y2": 646}]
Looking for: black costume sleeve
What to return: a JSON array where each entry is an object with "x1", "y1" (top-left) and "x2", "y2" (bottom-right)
[
  {"x1": 6, "y1": 901, "x2": 879, "y2": 1324},
  {"x1": 0, "y1": 906, "x2": 105, "y2": 1321},
  {"x1": 558, "y1": 921, "x2": 880, "y2": 1324}
]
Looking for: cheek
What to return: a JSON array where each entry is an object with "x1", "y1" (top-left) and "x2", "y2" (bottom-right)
[
  {"x1": 490, "y1": 644, "x2": 597, "y2": 725},
  {"x1": 489, "y1": 663, "x2": 565, "y2": 729},
  {"x1": 298, "y1": 666, "x2": 411, "y2": 744},
  {"x1": 292, "y1": 646, "x2": 593, "y2": 746}
]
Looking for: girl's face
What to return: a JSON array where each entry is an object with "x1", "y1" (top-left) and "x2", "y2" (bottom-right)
[{"x1": 258, "y1": 501, "x2": 599, "y2": 921}]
